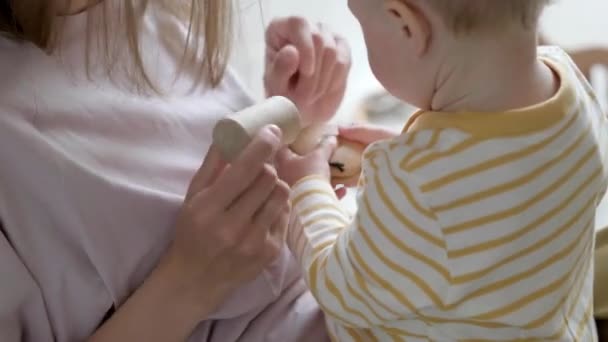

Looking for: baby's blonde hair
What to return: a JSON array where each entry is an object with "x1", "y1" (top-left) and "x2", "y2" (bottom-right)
[
  {"x1": 424, "y1": 0, "x2": 551, "y2": 34},
  {"x1": 0, "y1": 0, "x2": 232, "y2": 90}
]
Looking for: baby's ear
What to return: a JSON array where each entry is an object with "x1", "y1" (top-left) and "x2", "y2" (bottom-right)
[{"x1": 384, "y1": 0, "x2": 431, "y2": 57}]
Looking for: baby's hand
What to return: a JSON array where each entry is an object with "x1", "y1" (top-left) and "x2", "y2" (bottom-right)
[
  {"x1": 339, "y1": 123, "x2": 400, "y2": 147},
  {"x1": 276, "y1": 136, "x2": 337, "y2": 187},
  {"x1": 264, "y1": 17, "x2": 352, "y2": 125}
]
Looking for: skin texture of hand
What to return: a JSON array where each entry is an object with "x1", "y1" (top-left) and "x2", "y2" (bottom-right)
[
  {"x1": 169, "y1": 126, "x2": 291, "y2": 311},
  {"x1": 277, "y1": 136, "x2": 337, "y2": 188},
  {"x1": 264, "y1": 17, "x2": 352, "y2": 126}
]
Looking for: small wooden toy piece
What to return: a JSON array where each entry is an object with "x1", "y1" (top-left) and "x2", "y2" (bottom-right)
[
  {"x1": 213, "y1": 96, "x2": 302, "y2": 161},
  {"x1": 330, "y1": 138, "x2": 366, "y2": 183},
  {"x1": 213, "y1": 96, "x2": 364, "y2": 184}
]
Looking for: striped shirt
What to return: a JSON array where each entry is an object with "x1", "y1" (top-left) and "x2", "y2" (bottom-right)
[{"x1": 287, "y1": 47, "x2": 608, "y2": 341}]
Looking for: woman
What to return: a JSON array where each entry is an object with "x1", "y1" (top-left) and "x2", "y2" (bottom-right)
[{"x1": 0, "y1": 0, "x2": 349, "y2": 340}]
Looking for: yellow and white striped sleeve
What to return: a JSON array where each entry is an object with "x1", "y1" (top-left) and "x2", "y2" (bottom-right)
[{"x1": 287, "y1": 144, "x2": 449, "y2": 328}]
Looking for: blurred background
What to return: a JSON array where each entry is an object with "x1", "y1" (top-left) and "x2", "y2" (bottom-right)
[{"x1": 230, "y1": 0, "x2": 608, "y2": 228}]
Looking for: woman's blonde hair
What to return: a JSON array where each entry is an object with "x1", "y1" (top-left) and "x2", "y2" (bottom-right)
[{"x1": 0, "y1": 0, "x2": 233, "y2": 90}]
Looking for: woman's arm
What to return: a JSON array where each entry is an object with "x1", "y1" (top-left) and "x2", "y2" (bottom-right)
[
  {"x1": 89, "y1": 256, "x2": 214, "y2": 342},
  {"x1": 90, "y1": 127, "x2": 290, "y2": 341}
]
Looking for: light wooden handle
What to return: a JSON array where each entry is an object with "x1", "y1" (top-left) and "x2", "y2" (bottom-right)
[{"x1": 212, "y1": 96, "x2": 302, "y2": 161}]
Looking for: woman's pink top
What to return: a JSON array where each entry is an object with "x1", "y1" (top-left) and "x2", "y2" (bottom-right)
[{"x1": 0, "y1": 4, "x2": 327, "y2": 341}]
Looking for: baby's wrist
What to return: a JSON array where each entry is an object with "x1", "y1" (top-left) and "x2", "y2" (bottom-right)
[{"x1": 293, "y1": 174, "x2": 330, "y2": 187}]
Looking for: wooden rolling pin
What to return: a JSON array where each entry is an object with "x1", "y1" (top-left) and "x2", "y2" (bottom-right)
[{"x1": 212, "y1": 96, "x2": 365, "y2": 184}]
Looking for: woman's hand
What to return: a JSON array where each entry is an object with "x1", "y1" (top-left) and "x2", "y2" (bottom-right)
[
  {"x1": 90, "y1": 126, "x2": 290, "y2": 342},
  {"x1": 168, "y1": 125, "x2": 290, "y2": 313},
  {"x1": 264, "y1": 17, "x2": 352, "y2": 125}
]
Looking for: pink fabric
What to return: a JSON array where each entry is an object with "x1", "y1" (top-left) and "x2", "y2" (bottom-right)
[{"x1": 0, "y1": 3, "x2": 328, "y2": 341}]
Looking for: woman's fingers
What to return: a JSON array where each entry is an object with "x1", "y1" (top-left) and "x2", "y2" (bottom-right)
[
  {"x1": 251, "y1": 180, "x2": 290, "y2": 229},
  {"x1": 186, "y1": 144, "x2": 227, "y2": 201},
  {"x1": 230, "y1": 179, "x2": 290, "y2": 265},
  {"x1": 228, "y1": 164, "x2": 279, "y2": 219},
  {"x1": 264, "y1": 203, "x2": 291, "y2": 262},
  {"x1": 213, "y1": 126, "x2": 282, "y2": 208}
]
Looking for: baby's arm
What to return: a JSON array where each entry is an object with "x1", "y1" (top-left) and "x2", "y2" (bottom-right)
[{"x1": 287, "y1": 143, "x2": 449, "y2": 329}]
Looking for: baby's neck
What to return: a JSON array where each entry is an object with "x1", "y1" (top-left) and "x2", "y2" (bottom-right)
[{"x1": 430, "y1": 30, "x2": 558, "y2": 113}]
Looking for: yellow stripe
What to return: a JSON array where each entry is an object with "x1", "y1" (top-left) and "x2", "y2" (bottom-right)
[
  {"x1": 574, "y1": 292, "x2": 594, "y2": 340},
  {"x1": 299, "y1": 202, "x2": 349, "y2": 219},
  {"x1": 308, "y1": 255, "x2": 325, "y2": 307},
  {"x1": 360, "y1": 328, "x2": 376, "y2": 341},
  {"x1": 389, "y1": 131, "x2": 417, "y2": 151},
  {"x1": 350, "y1": 252, "x2": 403, "y2": 318},
  {"x1": 327, "y1": 326, "x2": 339, "y2": 342},
  {"x1": 443, "y1": 150, "x2": 599, "y2": 235},
  {"x1": 446, "y1": 220, "x2": 588, "y2": 310},
  {"x1": 542, "y1": 246, "x2": 592, "y2": 339},
  {"x1": 402, "y1": 137, "x2": 479, "y2": 172},
  {"x1": 364, "y1": 149, "x2": 378, "y2": 161},
  {"x1": 370, "y1": 153, "x2": 444, "y2": 247},
  {"x1": 376, "y1": 149, "x2": 437, "y2": 220},
  {"x1": 311, "y1": 239, "x2": 337, "y2": 256},
  {"x1": 399, "y1": 130, "x2": 441, "y2": 168},
  {"x1": 432, "y1": 126, "x2": 588, "y2": 211},
  {"x1": 405, "y1": 130, "x2": 419, "y2": 145},
  {"x1": 350, "y1": 242, "x2": 418, "y2": 312},
  {"x1": 363, "y1": 195, "x2": 451, "y2": 280},
  {"x1": 309, "y1": 258, "x2": 366, "y2": 330},
  {"x1": 460, "y1": 337, "x2": 538, "y2": 342},
  {"x1": 421, "y1": 112, "x2": 582, "y2": 193},
  {"x1": 306, "y1": 256, "x2": 340, "y2": 328},
  {"x1": 292, "y1": 188, "x2": 336, "y2": 208},
  {"x1": 301, "y1": 212, "x2": 350, "y2": 227},
  {"x1": 343, "y1": 325, "x2": 365, "y2": 341},
  {"x1": 358, "y1": 223, "x2": 445, "y2": 307},
  {"x1": 332, "y1": 245, "x2": 389, "y2": 323},
  {"x1": 452, "y1": 198, "x2": 594, "y2": 284},
  {"x1": 382, "y1": 326, "x2": 428, "y2": 339},
  {"x1": 526, "y1": 235, "x2": 590, "y2": 332},
  {"x1": 323, "y1": 265, "x2": 374, "y2": 326},
  {"x1": 448, "y1": 169, "x2": 600, "y2": 257},
  {"x1": 470, "y1": 237, "x2": 589, "y2": 321}
]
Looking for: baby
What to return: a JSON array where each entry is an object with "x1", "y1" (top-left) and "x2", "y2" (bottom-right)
[{"x1": 277, "y1": 0, "x2": 608, "y2": 340}]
